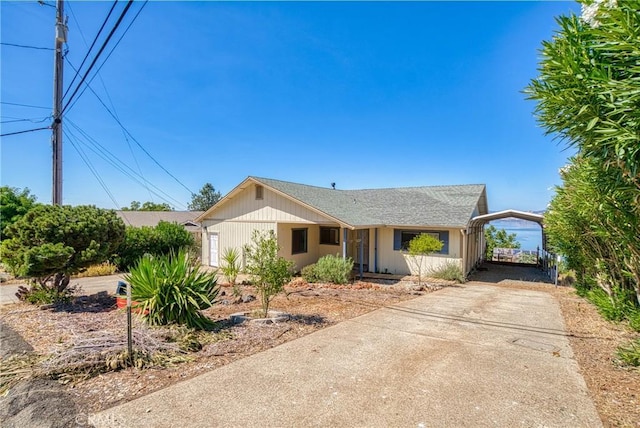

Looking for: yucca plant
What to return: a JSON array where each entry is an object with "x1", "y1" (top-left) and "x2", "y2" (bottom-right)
[
  {"x1": 220, "y1": 247, "x2": 241, "y2": 286},
  {"x1": 125, "y1": 249, "x2": 219, "y2": 330}
]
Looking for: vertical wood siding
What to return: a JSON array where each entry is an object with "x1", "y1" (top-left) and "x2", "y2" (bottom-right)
[{"x1": 213, "y1": 184, "x2": 334, "y2": 224}]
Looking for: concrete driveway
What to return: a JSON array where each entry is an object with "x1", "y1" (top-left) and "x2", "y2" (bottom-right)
[
  {"x1": 90, "y1": 284, "x2": 601, "y2": 427},
  {"x1": 0, "y1": 274, "x2": 124, "y2": 304}
]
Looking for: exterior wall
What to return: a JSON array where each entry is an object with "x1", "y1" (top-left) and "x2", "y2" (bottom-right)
[
  {"x1": 376, "y1": 227, "x2": 462, "y2": 275},
  {"x1": 201, "y1": 220, "x2": 275, "y2": 268},
  {"x1": 213, "y1": 184, "x2": 334, "y2": 224},
  {"x1": 277, "y1": 223, "x2": 320, "y2": 272}
]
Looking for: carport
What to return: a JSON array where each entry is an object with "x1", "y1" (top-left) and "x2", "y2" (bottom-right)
[{"x1": 465, "y1": 209, "x2": 548, "y2": 275}]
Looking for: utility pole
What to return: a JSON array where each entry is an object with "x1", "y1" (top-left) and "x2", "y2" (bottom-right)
[{"x1": 52, "y1": 0, "x2": 66, "y2": 205}]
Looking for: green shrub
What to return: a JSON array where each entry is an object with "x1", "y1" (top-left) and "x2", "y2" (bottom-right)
[
  {"x1": 428, "y1": 261, "x2": 465, "y2": 283},
  {"x1": 114, "y1": 221, "x2": 194, "y2": 271},
  {"x1": 628, "y1": 310, "x2": 640, "y2": 333},
  {"x1": 616, "y1": 339, "x2": 640, "y2": 367},
  {"x1": 244, "y1": 230, "x2": 294, "y2": 317},
  {"x1": 125, "y1": 249, "x2": 218, "y2": 330},
  {"x1": 220, "y1": 247, "x2": 241, "y2": 285},
  {"x1": 586, "y1": 287, "x2": 634, "y2": 322},
  {"x1": 21, "y1": 283, "x2": 75, "y2": 305},
  {"x1": 310, "y1": 255, "x2": 353, "y2": 284},
  {"x1": 301, "y1": 263, "x2": 319, "y2": 283}
]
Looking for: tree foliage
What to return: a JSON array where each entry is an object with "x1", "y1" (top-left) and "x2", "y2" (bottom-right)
[
  {"x1": 526, "y1": 0, "x2": 640, "y2": 309},
  {"x1": 0, "y1": 186, "x2": 37, "y2": 239},
  {"x1": 121, "y1": 201, "x2": 173, "y2": 211},
  {"x1": 188, "y1": 183, "x2": 222, "y2": 211},
  {"x1": 407, "y1": 233, "x2": 444, "y2": 286},
  {"x1": 113, "y1": 221, "x2": 195, "y2": 271},
  {"x1": 244, "y1": 230, "x2": 294, "y2": 317},
  {"x1": 1, "y1": 205, "x2": 125, "y2": 300},
  {"x1": 484, "y1": 225, "x2": 521, "y2": 260},
  {"x1": 525, "y1": 1, "x2": 640, "y2": 186}
]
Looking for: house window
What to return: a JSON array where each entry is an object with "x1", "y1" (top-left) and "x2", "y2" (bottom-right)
[
  {"x1": 320, "y1": 227, "x2": 340, "y2": 245},
  {"x1": 393, "y1": 229, "x2": 449, "y2": 254},
  {"x1": 255, "y1": 185, "x2": 263, "y2": 200},
  {"x1": 292, "y1": 228, "x2": 308, "y2": 254}
]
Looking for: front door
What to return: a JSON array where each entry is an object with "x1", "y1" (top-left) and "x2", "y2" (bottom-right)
[
  {"x1": 351, "y1": 229, "x2": 369, "y2": 272},
  {"x1": 209, "y1": 233, "x2": 219, "y2": 267}
]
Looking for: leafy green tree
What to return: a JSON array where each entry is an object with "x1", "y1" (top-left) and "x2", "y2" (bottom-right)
[
  {"x1": 1, "y1": 205, "x2": 125, "y2": 301},
  {"x1": 0, "y1": 186, "x2": 37, "y2": 239},
  {"x1": 526, "y1": 0, "x2": 640, "y2": 307},
  {"x1": 188, "y1": 183, "x2": 222, "y2": 211},
  {"x1": 244, "y1": 230, "x2": 294, "y2": 317},
  {"x1": 525, "y1": 0, "x2": 640, "y2": 188},
  {"x1": 113, "y1": 221, "x2": 195, "y2": 271},
  {"x1": 121, "y1": 201, "x2": 173, "y2": 211},
  {"x1": 407, "y1": 233, "x2": 444, "y2": 286},
  {"x1": 484, "y1": 225, "x2": 520, "y2": 261}
]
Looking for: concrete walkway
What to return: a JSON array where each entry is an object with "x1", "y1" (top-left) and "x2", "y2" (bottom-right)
[{"x1": 90, "y1": 284, "x2": 601, "y2": 428}]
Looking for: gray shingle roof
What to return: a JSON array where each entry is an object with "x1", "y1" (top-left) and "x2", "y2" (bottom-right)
[
  {"x1": 115, "y1": 211, "x2": 204, "y2": 232},
  {"x1": 251, "y1": 177, "x2": 486, "y2": 228}
]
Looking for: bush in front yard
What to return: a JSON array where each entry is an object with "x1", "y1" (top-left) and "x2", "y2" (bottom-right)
[
  {"x1": 301, "y1": 263, "x2": 319, "y2": 283},
  {"x1": 303, "y1": 255, "x2": 353, "y2": 285},
  {"x1": 114, "y1": 221, "x2": 194, "y2": 271},
  {"x1": 125, "y1": 249, "x2": 218, "y2": 330},
  {"x1": 427, "y1": 261, "x2": 465, "y2": 283}
]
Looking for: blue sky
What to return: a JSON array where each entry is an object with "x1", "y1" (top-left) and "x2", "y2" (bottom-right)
[{"x1": 1, "y1": 1, "x2": 579, "y2": 212}]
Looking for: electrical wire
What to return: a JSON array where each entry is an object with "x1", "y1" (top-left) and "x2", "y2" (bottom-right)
[
  {"x1": 1, "y1": 101, "x2": 50, "y2": 110},
  {"x1": 65, "y1": 54, "x2": 154, "y2": 202},
  {"x1": 62, "y1": 0, "x2": 118, "y2": 102},
  {"x1": 65, "y1": 128, "x2": 121, "y2": 209},
  {"x1": 64, "y1": 62, "x2": 195, "y2": 196},
  {"x1": 66, "y1": 119, "x2": 188, "y2": 209},
  {"x1": 65, "y1": 0, "x2": 148, "y2": 114},
  {"x1": 0, "y1": 42, "x2": 53, "y2": 51},
  {"x1": 1, "y1": 126, "x2": 50, "y2": 137},
  {"x1": 0, "y1": 116, "x2": 51, "y2": 124},
  {"x1": 62, "y1": 0, "x2": 134, "y2": 113}
]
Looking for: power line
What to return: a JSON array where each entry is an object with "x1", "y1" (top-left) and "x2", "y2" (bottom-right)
[
  {"x1": 62, "y1": 0, "x2": 118, "y2": 102},
  {"x1": 65, "y1": 128, "x2": 121, "y2": 209},
  {"x1": 0, "y1": 116, "x2": 51, "y2": 124},
  {"x1": 65, "y1": 0, "x2": 149, "y2": 114},
  {"x1": 61, "y1": 0, "x2": 134, "y2": 114},
  {"x1": 65, "y1": 60, "x2": 195, "y2": 197},
  {"x1": 65, "y1": 56, "x2": 154, "y2": 202},
  {"x1": 0, "y1": 42, "x2": 53, "y2": 51},
  {"x1": 1, "y1": 101, "x2": 50, "y2": 110},
  {"x1": 66, "y1": 119, "x2": 188, "y2": 209},
  {"x1": 1, "y1": 126, "x2": 50, "y2": 137}
]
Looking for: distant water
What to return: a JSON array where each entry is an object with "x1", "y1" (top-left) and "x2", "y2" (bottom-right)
[{"x1": 501, "y1": 227, "x2": 543, "y2": 251}]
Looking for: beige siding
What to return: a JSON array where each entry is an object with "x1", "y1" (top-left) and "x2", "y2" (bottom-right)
[
  {"x1": 277, "y1": 223, "x2": 319, "y2": 271},
  {"x1": 202, "y1": 220, "x2": 275, "y2": 268},
  {"x1": 376, "y1": 227, "x2": 462, "y2": 275},
  {"x1": 213, "y1": 184, "x2": 334, "y2": 224}
]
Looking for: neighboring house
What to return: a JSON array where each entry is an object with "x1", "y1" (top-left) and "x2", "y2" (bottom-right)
[
  {"x1": 115, "y1": 210, "x2": 205, "y2": 241},
  {"x1": 196, "y1": 177, "x2": 488, "y2": 277}
]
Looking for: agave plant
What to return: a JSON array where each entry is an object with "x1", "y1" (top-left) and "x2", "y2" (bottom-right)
[{"x1": 125, "y1": 249, "x2": 219, "y2": 330}]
